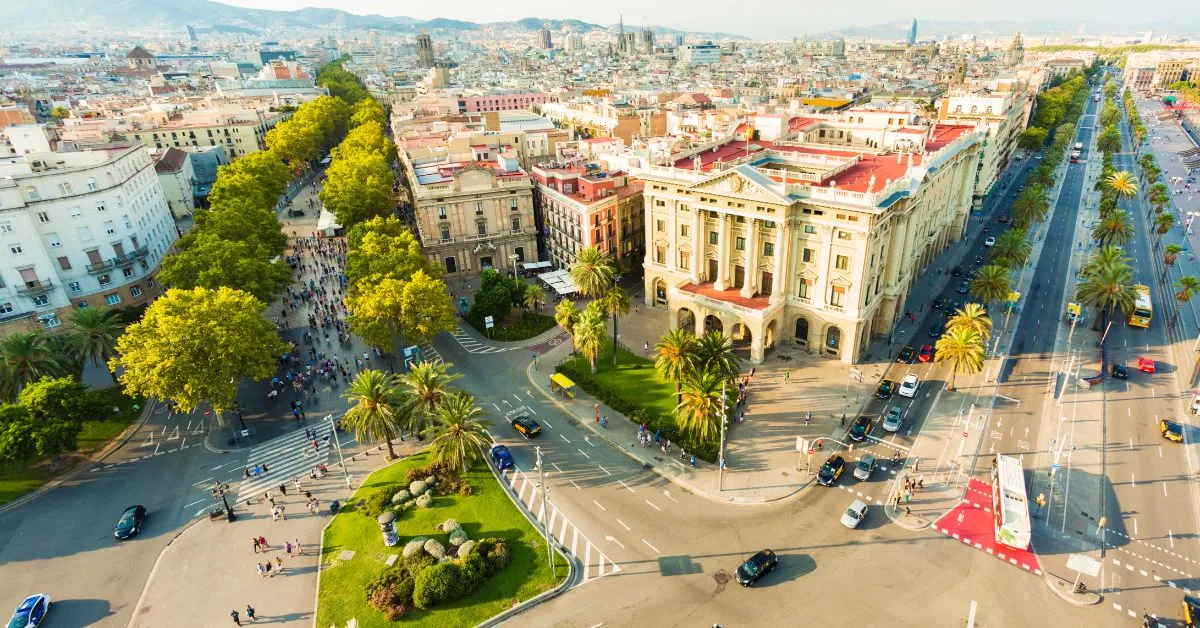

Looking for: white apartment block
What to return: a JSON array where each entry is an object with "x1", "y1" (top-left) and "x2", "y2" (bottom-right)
[
  {"x1": 935, "y1": 83, "x2": 1029, "y2": 212},
  {"x1": 0, "y1": 144, "x2": 177, "y2": 331}
]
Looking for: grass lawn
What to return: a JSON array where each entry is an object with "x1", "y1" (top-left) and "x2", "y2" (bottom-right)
[
  {"x1": 560, "y1": 341, "x2": 677, "y2": 424},
  {"x1": 0, "y1": 388, "x2": 144, "y2": 506},
  {"x1": 318, "y1": 451, "x2": 567, "y2": 627}
]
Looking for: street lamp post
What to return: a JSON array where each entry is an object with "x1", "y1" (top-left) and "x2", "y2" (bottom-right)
[
  {"x1": 509, "y1": 253, "x2": 520, "y2": 278},
  {"x1": 210, "y1": 480, "x2": 235, "y2": 520},
  {"x1": 324, "y1": 414, "x2": 352, "y2": 488},
  {"x1": 718, "y1": 380, "x2": 727, "y2": 491},
  {"x1": 535, "y1": 447, "x2": 554, "y2": 572}
]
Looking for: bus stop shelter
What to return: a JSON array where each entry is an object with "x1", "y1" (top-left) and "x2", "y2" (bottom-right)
[{"x1": 550, "y1": 373, "x2": 576, "y2": 398}]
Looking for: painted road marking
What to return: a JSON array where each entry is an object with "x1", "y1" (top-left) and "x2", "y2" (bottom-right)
[
  {"x1": 592, "y1": 499, "x2": 606, "y2": 512},
  {"x1": 642, "y1": 539, "x2": 661, "y2": 553},
  {"x1": 644, "y1": 500, "x2": 662, "y2": 511},
  {"x1": 616, "y1": 518, "x2": 631, "y2": 531},
  {"x1": 618, "y1": 480, "x2": 635, "y2": 493}
]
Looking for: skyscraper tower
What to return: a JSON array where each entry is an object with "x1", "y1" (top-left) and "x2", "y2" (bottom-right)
[
  {"x1": 415, "y1": 31, "x2": 435, "y2": 68},
  {"x1": 1008, "y1": 31, "x2": 1025, "y2": 66},
  {"x1": 540, "y1": 27, "x2": 553, "y2": 50},
  {"x1": 908, "y1": 19, "x2": 918, "y2": 45}
]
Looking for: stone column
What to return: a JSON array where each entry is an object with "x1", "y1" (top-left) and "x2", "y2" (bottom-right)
[
  {"x1": 750, "y1": 321, "x2": 765, "y2": 364},
  {"x1": 691, "y1": 211, "x2": 704, "y2": 284},
  {"x1": 770, "y1": 221, "x2": 789, "y2": 305},
  {"x1": 714, "y1": 213, "x2": 731, "y2": 290},
  {"x1": 741, "y1": 218, "x2": 758, "y2": 298}
]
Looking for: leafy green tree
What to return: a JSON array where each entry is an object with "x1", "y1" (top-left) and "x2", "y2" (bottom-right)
[
  {"x1": 345, "y1": 217, "x2": 436, "y2": 288},
  {"x1": 425, "y1": 392, "x2": 488, "y2": 472},
  {"x1": 207, "y1": 151, "x2": 289, "y2": 211},
  {"x1": 1174, "y1": 277, "x2": 1200, "y2": 326},
  {"x1": 1154, "y1": 212, "x2": 1176, "y2": 235},
  {"x1": 338, "y1": 120, "x2": 396, "y2": 162},
  {"x1": 1165, "y1": 244, "x2": 1184, "y2": 267},
  {"x1": 934, "y1": 327, "x2": 985, "y2": 391},
  {"x1": 569, "y1": 246, "x2": 615, "y2": 297},
  {"x1": 111, "y1": 287, "x2": 286, "y2": 419},
  {"x1": 601, "y1": 286, "x2": 630, "y2": 365},
  {"x1": 64, "y1": 306, "x2": 125, "y2": 383},
  {"x1": 342, "y1": 369, "x2": 405, "y2": 459},
  {"x1": 1027, "y1": 164, "x2": 1056, "y2": 190},
  {"x1": 346, "y1": 272, "x2": 456, "y2": 351},
  {"x1": 293, "y1": 95, "x2": 352, "y2": 149},
  {"x1": 18, "y1": 376, "x2": 102, "y2": 425},
  {"x1": 989, "y1": 229, "x2": 1032, "y2": 269},
  {"x1": 970, "y1": 265, "x2": 1012, "y2": 306},
  {"x1": 1011, "y1": 187, "x2": 1049, "y2": 225},
  {"x1": 1096, "y1": 126, "x2": 1122, "y2": 154},
  {"x1": 1075, "y1": 264, "x2": 1136, "y2": 331},
  {"x1": 190, "y1": 199, "x2": 288, "y2": 257},
  {"x1": 573, "y1": 303, "x2": 608, "y2": 374},
  {"x1": 265, "y1": 117, "x2": 323, "y2": 168},
  {"x1": 351, "y1": 98, "x2": 387, "y2": 129},
  {"x1": 157, "y1": 233, "x2": 292, "y2": 302},
  {"x1": 674, "y1": 368, "x2": 725, "y2": 445},
  {"x1": 399, "y1": 361, "x2": 461, "y2": 440},
  {"x1": 0, "y1": 403, "x2": 81, "y2": 464},
  {"x1": 947, "y1": 303, "x2": 993, "y2": 341},
  {"x1": 523, "y1": 284, "x2": 547, "y2": 312},
  {"x1": 50, "y1": 106, "x2": 70, "y2": 120},
  {"x1": 694, "y1": 331, "x2": 740, "y2": 382},
  {"x1": 1103, "y1": 171, "x2": 1139, "y2": 201},
  {"x1": 654, "y1": 328, "x2": 698, "y2": 405},
  {"x1": 1082, "y1": 245, "x2": 1131, "y2": 279},
  {"x1": 1017, "y1": 127, "x2": 1048, "y2": 150},
  {"x1": 320, "y1": 150, "x2": 395, "y2": 229},
  {"x1": 0, "y1": 331, "x2": 70, "y2": 402}
]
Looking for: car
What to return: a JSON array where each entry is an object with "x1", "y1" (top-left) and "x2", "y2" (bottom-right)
[
  {"x1": 918, "y1": 345, "x2": 934, "y2": 363},
  {"x1": 876, "y1": 380, "x2": 896, "y2": 399},
  {"x1": 817, "y1": 455, "x2": 846, "y2": 486},
  {"x1": 490, "y1": 444, "x2": 515, "y2": 470},
  {"x1": 966, "y1": 268, "x2": 977, "y2": 280},
  {"x1": 951, "y1": 266, "x2": 964, "y2": 277},
  {"x1": 841, "y1": 499, "x2": 869, "y2": 529},
  {"x1": 898, "y1": 373, "x2": 920, "y2": 398},
  {"x1": 957, "y1": 281, "x2": 971, "y2": 294},
  {"x1": 511, "y1": 415, "x2": 542, "y2": 438},
  {"x1": 735, "y1": 549, "x2": 778, "y2": 586},
  {"x1": 1070, "y1": 158, "x2": 1080, "y2": 163},
  {"x1": 853, "y1": 454, "x2": 877, "y2": 481},
  {"x1": 6, "y1": 594, "x2": 51, "y2": 628},
  {"x1": 1018, "y1": 185, "x2": 1025, "y2": 191},
  {"x1": 115, "y1": 504, "x2": 147, "y2": 540},
  {"x1": 849, "y1": 415, "x2": 873, "y2": 441},
  {"x1": 897, "y1": 345, "x2": 916, "y2": 364},
  {"x1": 1138, "y1": 356, "x2": 1156, "y2": 373},
  {"x1": 882, "y1": 406, "x2": 904, "y2": 432},
  {"x1": 927, "y1": 323, "x2": 944, "y2": 338},
  {"x1": 932, "y1": 296, "x2": 947, "y2": 310},
  {"x1": 1110, "y1": 362, "x2": 1128, "y2": 379},
  {"x1": 998, "y1": 214, "x2": 1010, "y2": 223},
  {"x1": 1161, "y1": 419, "x2": 1185, "y2": 443},
  {"x1": 985, "y1": 236, "x2": 996, "y2": 247}
]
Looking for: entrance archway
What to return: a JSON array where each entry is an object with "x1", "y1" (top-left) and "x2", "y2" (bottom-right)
[
  {"x1": 654, "y1": 279, "x2": 668, "y2": 306},
  {"x1": 731, "y1": 322, "x2": 752, "y2": 350},
  {"x1": 677, "y1": 308, "x2": 695, "y2": 332},
  {"x1": 825, "y1": 326, "x2": 842, "y2": 356},
  {"x1": 764, "y1": 320, "x2": 777, "y2": 351},
  {"x1": 794, "y1": 318, "x2": 810, "y2": 347},
  {"x1": 704, "y1": 315, "x2": 723, "y2": 336}
]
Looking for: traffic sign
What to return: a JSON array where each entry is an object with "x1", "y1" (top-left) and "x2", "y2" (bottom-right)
[
  {"x1": 1066, "y1": 553, "x2": 1101, "y2": 577},
  {"x1": 1052, "y1": 462, "x2": 1060, "y2": 472},
  {"x1": 484, "y1": 316, "x2": 495, "y2": 329},
  {"x1": 807, "y1": 449, "x2": 816, "y2": 455}
]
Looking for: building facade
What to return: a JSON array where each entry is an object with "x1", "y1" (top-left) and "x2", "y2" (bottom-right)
[
  {"x1": 121, "y1": 108, "x2": 288, "y2": 159},
  {"x1": 152, "y1": 147, "x2": 196, "y2": 219},
  {"x1": 0, "y1": 144, "x2": 177, "y2": 332},
  {"x1": 532, "y1": 162, "x2": 644, "y2": 269},
  {"x1": 935, "y1": 84, "x2": 1028, "y2": 214}
]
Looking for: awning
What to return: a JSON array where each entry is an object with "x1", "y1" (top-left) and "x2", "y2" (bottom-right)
[{"x1": 550, "y1": 373, "x2": 575, "y2": 389}]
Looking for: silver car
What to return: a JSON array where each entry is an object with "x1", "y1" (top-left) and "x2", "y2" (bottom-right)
[
  {"x1": 853, "y1": 454, "x2": 876, "y2": 481},
  {"x1": 882, "y1": 406, "x2": 903, "y2": 432},
  {"x1": 841, "y1": 499, "x2": 868, "y2": 529}
]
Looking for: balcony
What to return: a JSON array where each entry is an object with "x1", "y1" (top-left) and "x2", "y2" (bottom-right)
[
  {"x1": 86, "y1": 260, "x2": 115, "y2": 274},
  {"x1": 17, "y1": 279, "x2": 53, "y2": 296},
  {"x1": 113, "y1": 247, "x2": 149, "y2": 266}
]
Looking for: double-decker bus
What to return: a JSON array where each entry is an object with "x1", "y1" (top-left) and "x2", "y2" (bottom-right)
[
  {"x1": 1129, "y1": 284, "x2": 1152, "y2": 328},
  {"x1": 992, "y1": 454, "x2": 1031, "y2": 550}
]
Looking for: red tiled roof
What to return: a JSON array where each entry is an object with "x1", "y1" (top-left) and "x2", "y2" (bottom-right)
[
  {"x1": 678, "y1": 282, "x2": 772, "y2": 311},
  {"x1": 926, "y1": 124, "x2": 973, "y2": 152},
  {"x1": 788, "y1": 116, "x2": 821, "y2": 132},
  {"x1": 153, "y1": 147, "x2": 188, "y2": 173}
]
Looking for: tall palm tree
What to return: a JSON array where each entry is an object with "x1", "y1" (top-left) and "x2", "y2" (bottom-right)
[
  {"x1": 1075, "y1": 264, "x2": 1137, "y2": 331},
  {"x1": 947, "y1": 303, "x2": 993, "y2": 340},
  {"x1": 1154, "y1": 212, "x2": 1176, "y2": 236},
  {"x1": 0, "y1": 331, "x2": 70, "y2": 401},
  {"x1": 1165, "y1": 244, "x2": 1184, "y2": 268},
  {"x1": 601, "y1": 286, "x2": 631, "y2": 366},
  {"x1": 398, "y1": 361, "x2": 461, "y2": 440},
  {"x1": 342, "y1": 369, "x2": 405, "y2": 459},
  {"x1": 64, "y1": 307, "x2": 126, "y2": 383},
  {"x1": 1011, "y1": 187, "x2": 1049, "y2": 225},
  {"x1": 673, "y1": 368, "x2": 725, "y2": 445},
  {"x1": 654, "y1": 328, "x2": 698, "y2": 405},
  {"x1": 1082, "y1": 246, "x2": 1131, "y2": 279},
  {"x1": 569, "y1": 246, "x2": 615, "y2": 298},
  {"x1": 522, "y1": 284, "x2": 546, "y2": 312},
  {"x1": 694, "y1": 330, "x2": 740, "y2": 382},
  {"x1": 554, "y1": 299, "x2": 577, "y2": 338},
  {"x1": 970, "y1": 265, "x2": 1012, "y2": 307},
  {"x1": 572, "y1": 303, "x2": 607, "y2": 375},
  {"x1": 424, "y1": 391, "x2": 488, "y2": 472},
  {"x1": 1102, "y1": 171, "x2": 1138, "y2": 202},
  {"x1": 1173, "y1": 277, "x2": 1200, "y2": 326},
  {"x1": 934, "y1": 327, "x2": 985, "y2": 391},
  {"x1": 1027, "y1": 165, "x2": 1055, "y2": 190},
  {"x1": 990, "y1": 230, "x2": 1032, "y2": 269},
  {"x1": 1091, "y1": 210, "x2": 1134, "y2": 247}
]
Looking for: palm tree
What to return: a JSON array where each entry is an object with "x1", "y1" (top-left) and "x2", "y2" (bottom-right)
[
  {"x1": 569, "y1": 246, "x2": 615, "y2": 298},
  {"x1": 424, "y1": 391, "x2": 489, "y2": 472},
  {"x1": 554, "y1": 299, "x2": 576, "y2": 338},
  {"x1": 398, "y1": 361, "x2": 461, "y2": 440},
  {"x1": 601, "y1": 285, "x2": 630, "y2": 366},
  {"x1": 1091, "y1": 210, "x2": 1134, "y2": 247},
  {"x1": 1154, "y1": 212, "x2": 1176, "y2": 236},
  {"x1": 673, "y1": 368, "x2": 725, "y2": 445},
  {"x1": 63, "y1": 306, "x2": 125, "y2": 383},
  {"x1": 1173, "y1": 277, "x2": 1200, "y2": 326},
  {"x1": 342, "y1": 369, "x2": 405, "y2": 459},
  {"x1": 1082, "y1": 246, "x2": 1131, "y2": 279},
  {"x1": 1165, "y1": 244, "x2": 1184, "y2": 267},
  {"x1": 522, "y1": 284, "x2": 546, "y2": 312},
  {"x1": 0, "y1": 331, "x2": 70, "y2": 401},
  {"x1": 934, "y1": 327, "x2": 985, "y2": 391},
  {"x1": 1027, "y1": 165, "x2": 1055, "y2": 190},
  {"x1": 948, "y1": 303, "x2": 993, "y2": 340},
  {"x1": 990, "y1": 230, "x2": 1032, "y2": 269},
  {"x1": 694, "y1": 330, "x2": 740, "y2": 382},
  {"x1": 654, "y1": 328, "x2": 698, "y2": 405},
  {"x1": 1075, "y1": 264, "x2": 1137, "y2": 331},
  {"x1": 572, "y1": 303, "x2": 607, "y2": 374},
  {"x1": 1102, "y1": 171, "x2": 1138, "y2": 203},
  {"x1": 1011, "y1": 187, "x2": 1049, "y2": 225},
  {"x1": 970, "y1": 265, "x2": 1012, "y2": 307}
]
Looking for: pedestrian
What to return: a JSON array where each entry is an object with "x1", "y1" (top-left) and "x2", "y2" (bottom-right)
[
  {"x1": 244, "y1": 467, "x2": 251, "y2": 480},
  {"x1": 914, "y1": 458, "x2": 920, "y2": 472},
  {"x1": 285, "y1": 541, "x2": 293, "y2": 555},
  {"x1": 784, "y1": 370, "x2": 791, "y2": 383},
  {"x1": 279, "y1": 504, "x2": 286, "y2": 520},
  {"x1": 257, "y1": 563, "x2": 266, "y2": 578},
  {"x1": 258, "y1": 535, "x2": 267, "y2": 549},
  {"x1": 245, "y1": 605, "x2": 256, "y2": 622},
  {"x1": 905, "y1": 491, "x2": 912, "y2": 504},
  {"x1": 264, "y1": 561, "x2": 273, "y2": 577},
  {"x1": 279, "y1": 484, "x2": 287, "y2": 497},
  {"x1": 271, "y1": 507, "x2": 279, "y2": 522},
  {"x1": 304, "y1": 490, "x2": 312, "y2": 500},
  {"x1": 293, "y1": 475, "x2": 302, "y2": 492},
  {"x1": 253, "y1": 537, "x2": 261, "y2": 553},
  {"x1": 253, "y1": 464, "x2": 261, "y2": 478},
  {"x1": 231, "y1": 609, "x2": 242, "y2": 626},
  {"x1": 262, "y1": 463, "x2": 269, "y2": 474},
  {"x1": 294, "y1": 538, "x2": 302, "y2": 554},
  {"x1": 918, "y1": 474, "x2": 925, "y2": 489}
]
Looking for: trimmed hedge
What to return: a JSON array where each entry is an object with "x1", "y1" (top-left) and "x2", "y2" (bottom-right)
[{"x1": 467, "y1": 310, "x2": 556, "y2": 342}]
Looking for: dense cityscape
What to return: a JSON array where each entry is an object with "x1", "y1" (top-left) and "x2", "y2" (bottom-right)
[{"x1": 1, "y1": 1, "x2": 1200, "y2": 626}]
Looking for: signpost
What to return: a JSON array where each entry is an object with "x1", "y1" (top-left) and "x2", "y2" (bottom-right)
[
  {"x1": 484, "y1": 315, "x2": 494, "y2": 338},
  {"x1": 1065, "y1": 552, "x2": 1101, "y2": 594},
  {"x1": 402, "y1": 345, "x2": 421, "y2": 372}
]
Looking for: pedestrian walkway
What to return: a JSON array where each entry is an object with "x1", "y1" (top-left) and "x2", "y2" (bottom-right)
[
  {"x1": 231, "y1": 427, "x2": 336, "y2": 504},
  {"x1": 449, "y1": 325, "x2": 522, "y2": 354},
  {"x1": 497, "y1": 464, "x2": 620, "y2": 583}
]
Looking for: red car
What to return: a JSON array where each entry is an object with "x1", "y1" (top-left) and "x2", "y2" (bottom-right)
[
  {"x1": 997, "y1": 215, "x2": 1010, "y2": 224},
  {"x1": 918, "y1": 345, "x2": 935, "y2": 362}
]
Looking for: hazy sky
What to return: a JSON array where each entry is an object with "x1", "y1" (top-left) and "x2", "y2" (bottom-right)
[{"x1": 217, "y1": 0, "x2": 1186, "y2": 39}]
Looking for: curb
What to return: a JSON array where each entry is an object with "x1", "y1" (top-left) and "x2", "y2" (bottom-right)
[
  {"x1": 882, "y1": 501, "x2": 934, "y2": 531},
  {"x1": 0, "y1": 398, "x2": 161, "y2": 516},
  {"x1": 126, "y1": 513, "x2": 210, "y2": 628},
  {"x1": 1043, "y1": 571, "x2": 1104, "y2": 607}
]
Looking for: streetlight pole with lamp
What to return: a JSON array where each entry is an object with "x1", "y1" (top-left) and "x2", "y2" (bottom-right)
[
  {"x1": 324, "y1": 414, "x2": 353, "y2": 489},
  {"x1": 210, "y1": 481, "x2": 235, "y2": 521},
  {"x1": 534, "y1": 447, "x2": 554, "y2": 572},
  {"x1": 718, "y1": 380, "x2": 727, "y2": 491}
]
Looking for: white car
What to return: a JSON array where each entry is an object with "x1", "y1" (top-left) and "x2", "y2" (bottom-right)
[
  {"x1": 984, "y1": 236, "x2": 996, "y2": 247},
  {"x1": 898, "y1": 373, "x2": 919, "y2": 398},
  {"x1": 882, "y1": 406, "x2": 904, "y2": 432},
  {"x1": 841, "y1": 499, "x2": 868, "y2": 529}
]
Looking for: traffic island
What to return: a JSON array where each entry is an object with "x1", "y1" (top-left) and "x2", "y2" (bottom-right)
[{"x1": 1045, "y1": 572, "x2": 1103, "y2": 606}]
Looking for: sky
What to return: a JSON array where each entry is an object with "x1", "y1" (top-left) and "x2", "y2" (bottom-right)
[{"x1": 216, "y1": 0, "x2": 1191, "y2": 39}]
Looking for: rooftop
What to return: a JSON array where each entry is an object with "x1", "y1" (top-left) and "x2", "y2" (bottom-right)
[{"x1": 412, "y1": 159, "x2": 525, "y2": 186}]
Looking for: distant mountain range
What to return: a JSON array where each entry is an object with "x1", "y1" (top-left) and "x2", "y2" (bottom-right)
[
  {"x1": 813, "y1": 19, "x2": 1196, "y2": 40},
  {"x1": 0, "y1": 0, "x2": 745, "y2": 40}
]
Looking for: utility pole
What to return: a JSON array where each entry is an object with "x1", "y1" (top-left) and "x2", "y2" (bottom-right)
[
  {"x1": 324, "y1": 414, "x2": 352, "y2": 488},
  {"x1": 718, "y1": 380, "x2": 727, "y2": 491},
  {"x1": 535, "y1": 446, "x2": 553, "y2": 572}
]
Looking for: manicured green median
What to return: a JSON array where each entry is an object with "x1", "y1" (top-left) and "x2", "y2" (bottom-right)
[{"x1": 317, "y1": 451, "x2": 567, "y2": 627}]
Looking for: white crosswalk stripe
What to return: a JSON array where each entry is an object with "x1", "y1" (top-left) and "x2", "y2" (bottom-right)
[
  {"x1": 232, "y1": 427, "x2": 332, "y2": 501},
  {"x1": 449, "y1": 326, "x2": 519, "y2": 354},
  {"x1": 498, "y1": 466, "x2": 620, "y2": 582}
]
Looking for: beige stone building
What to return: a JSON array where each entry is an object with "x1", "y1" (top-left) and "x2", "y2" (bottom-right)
[{"x1": 637, "y1": 111, "x2": 983, "y2": 364}]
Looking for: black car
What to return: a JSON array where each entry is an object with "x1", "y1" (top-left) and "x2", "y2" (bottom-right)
[
  {"x1": 817, "y1": 455, "x2": 846, "y2": 486},
  {"x1": 876, "y1": 379, "x2": 896, "y2": 399},
  {"x1": 927, "y1": 323, "x2": 944, "y2": 338},
  {"x1": 957, "y1": 281, "x2": 971, "y2": 294},
  {"x1": 932, "y1": 296, "x2": 947, "y2": 310},
  {"x1": 951, "y1": 266, "x2": 964, "y2": 277},
  {"x1": 897, "y1": 346, "x2": 916, "y2": 364},
  {"x1": 735, "y1": 549, "x2": 778, "y2": 586},
  {"x1": 511, "y1": 415, "x2": 543, "y2": 438},
  {"x1": 849, "y1": 415, "x2": 873, "y2": 441},
  {"x1": 1111, "y1": 363, "x2": 1128, "y2": 379},
  {"x1": 115, "y1": 504, "x2": 147, "y2": 540}
]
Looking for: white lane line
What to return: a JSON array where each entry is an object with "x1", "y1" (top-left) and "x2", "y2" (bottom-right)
[
  {"x1": 1129, "y1": 437, "x2": 1133, "y2": 450},
  {"x1": 598, "y1": 465, "x2": 611, "y2": 476},
  {"x1": 618, "y1": 480, "x2": 636, "y2": 493},
  {"x1": 1132, "y1": 473, "x2": 1136, "y2": 487},
  {"x1": 662, "y1": 490, "x2": 679, "y2": 503},
  {"x1": 560, "y1": 434, "x2": 571, "y2": 444},
  {"x1": 1134, "y1": 519, "x2": 1138, "y2": 536},
  {"x1": 967, "y1": 600, "x2": 978, "y2": 628},
  {"x1": 193, "y1": 477, "x2": 214, "y2": 485},
  {"x1": 616, "y1": 518, "x2": 631, "y2": 531},
  {"x1": 1160, "y1": 446, "x2": 1164, "y2": 458},
  {"x1": 210, "y1": 463, "x2": 229, "y2": 471},
  {"x1": 1164, "y1": 482, "x2": 1169, "y2": 497},
  {"x1": 644, "y1": 500, "x2": 662, "y2": 511},
  {"x1": 570, "y1": 480, "x2": 581, "y2": 490},
  {"x1": 492, "y1": 402, "x2": 502, "y2": 413},
  {"x1": 1170, "y1": 530, "x2": 1175, "y2": 549},
  {"x1": 577, "y1": 448, "x2": 591, "y2": 459},
  {"x1": 184, "y1": 498, "x2": 205, "y2": 508},
  {"x1": 642, "y1": 539, "x2": 661, "y2": 553},
  {"x1": 592, "y1": 499, "x2": 607, "y2": 511},
  {"x1": 551, "y1": 462, "x2": 563, "y2": 473}
]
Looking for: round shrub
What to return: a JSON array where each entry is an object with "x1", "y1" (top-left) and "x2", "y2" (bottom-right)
[
  {"x1": 438, "y1": 518, "x2": 461, "y2": 533},
  {"x1": 460, "y1": 551, "x2": 488, "y2": 581},
  {"x1": 403, "y1": 499, "x2": 416, "y2": 509},
  {"x1": 391, "y1": 489, "x2": 411, "y2": 505},
  {"x1": 402, "y1": 550, "x2": 437, "y2": 576},
  {"x1": 415, "y1": 493, "x2": 434, "y2": 509},
  {"x1": 457, "y1": 540, "x2": 476, "y2": 558},
  {"x1": 423, "y1": 487, "x2": 434, "y2": 497},
  {"x1": 448, "y1": 528, "x2": 469, "y2": 547},
  {"x1": 412, "y1": 561, "x2": 464, "y2": 609},
  {"x1": 409, "y1": 480, "x2": 428, "y2": 496},
  {"x1": 361, "y1": 488, "x2": 393, "y2": 519},
  {"x1": 423, "y1": 538, "x2": 446, "y2": 559},
  {"x1": 473, "y1": 538, "x2": 512, "y2": 576},
  {"x1": 402, "y1": 539, "x2": 426, "y2": 558}
]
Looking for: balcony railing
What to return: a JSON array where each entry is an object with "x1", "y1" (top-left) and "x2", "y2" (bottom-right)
[
  {"x1": 113, "y1": 246, "x2": 149, "y2": 266},
  {"x1": 86, "y1": 260, "x2": 114, "y2": 274},
  {"x1": 17, "y1": 279, "x2": 53, "y2": 296}
]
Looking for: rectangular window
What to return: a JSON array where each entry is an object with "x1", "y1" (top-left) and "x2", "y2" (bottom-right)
[
  {"x1": 47, "y1": 233, "x2": 61, "y2": 247},
  {"x1": 37, "y1": 212, "x2": 49, "y2": 223},
  {"x1": 97, "y1": 203, "x2": 106, "y2": 212},
  {"x1": 763, "y1": 242, "x2": 774, "y2": 257},
  {"x1": 510, "y1": 198, "x2": 518, "y2": 211},
  {"x1": 830, "y1": 285, "x2": 845, "y2": 307},
  {"x1": 42, "y1": 313, "x2": 61, "y2": 328},
  {"x1": 131, "y1": 286, "x2": 143, "y2": 298},
  {"x1": 802, "y1": 248, "x2": 815, "y2": 263},
  {"x1": 69, "y1": 281, "x2": 81, "y2": 293},
  {"x1": 440, "y1": 227, "x2": 450, "y2": 241},
  {"x1": 804, "y1": 224, "x2": 817, "y2": 234},
  {"x1": 122, "y1": 267, "x2": 135, "y2": 278},
  {"x1": 70, "y1": 206, "x2": 81, "y2": 218},
  {"x1": 105, "y1": 293, "x2": 121, "y2": 306},
  {"x1": 33, "y1": 294, "x2": 49, "y2": 307},
  {"x1": 0, "y1": 222, "x2": 12, "y2": 234},
  {"x1": 77, "y1": 300, "x2": 88, "y2": 309},
  {"x1": 9, "y1": 243, "x2": 22, "y2": 255},
  {"x1": 655, "y1": 245, "x2": 666, "y2": 264},
  {"x1": 709, "y1": 231, "x2": 719, "y2": 245},
  {"x1": 97, "y1": 275, "x2": 111, "y2": 287},
  {"x1": 78, "y1": 227, "x2": 92, "y2": 241},
  {"x1": 477, "y1": 222, "x2": 486, "y2": 236},
  {"x1": 835, "y1": 255, "x2": 849, "y2": 270},
  {"x1": 58, "y1": 256, "x2": 71, "y2": 270},
  {"x1": 475, "y1": 202, "x2": 483, "y2": 215},
  {"x1": 103, "y1": 221, "x2": 115, "y2": 235},
  {"x1": 511, "y1": 216, "x2": 521, "y2": 232},
  {"x1": 838, "y1": 231, "x2": 852, "y2": 240},
  {"x1": 735, "y1": 237, "x2": 745, "y2": 251},
  {"x1": 438, "y1": 206, "x2": 447, "y2": 219},
  {"x1": 0, "y1": 302, "x2": 11, "y2": 314},
  {"x1": 797, "y1": 278, "x2": 811, "y2": 299},
  {"x1": 656, "y1": 219, "x2": 666, "y2": 232},
  {"x1": 679, "y1": 250, "x2": 690, "y2": 270},
  {"x1": 680, "y1": 224, "x2": 690, "y2": 238}
]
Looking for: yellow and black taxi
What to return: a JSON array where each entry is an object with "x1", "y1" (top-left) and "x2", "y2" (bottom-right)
[
  {"x1": 897, "y1": 346, "x2": 917, "y2": 364},
  {"x1": 876, "y1": 379, "x2": 897, "y2": 400},
  {"x1": 1161, "y1": 418, "x2": 1185, "y2": 443},
  {"x1": 511, "y1": 415, "x2": 542, "y2": 438},
  {"x1": 735, "y1": 549, "x2": 778, "y2": 587},
  {"x1": 817, "y1": 455, "x2": 846, "y2": 486},
  {"x1": 849, "y1": 415, "x2": 873, "y2": 441},
  {"x1": 1183, "y1": 594, "x2": 1200, "y2": 627}
]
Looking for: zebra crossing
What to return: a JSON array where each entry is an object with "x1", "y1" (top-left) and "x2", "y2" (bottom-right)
[
  {"x1": 499, "y1": 465, "x2": 620, "y2": 583},
  {"x1": 449, "y1": 326, "x2": 520, "y2": 354},
  {"x1": 232, "y1": 427, "x2": 332, "y2": 501}
]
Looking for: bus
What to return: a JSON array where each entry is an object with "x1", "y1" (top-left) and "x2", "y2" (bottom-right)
[
  {"x1": 1129, "y1": 284, "x2": 1152, "y2": 328},
  {"x1": 991, "y1": 454, "x2": 1031, "y2": 550}
]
